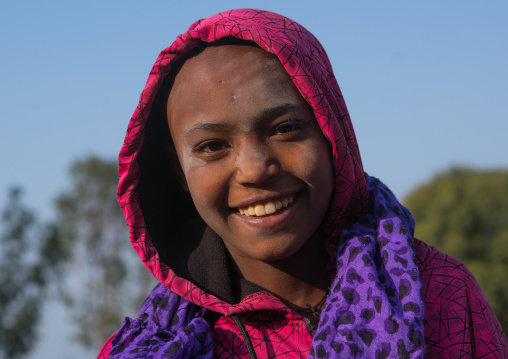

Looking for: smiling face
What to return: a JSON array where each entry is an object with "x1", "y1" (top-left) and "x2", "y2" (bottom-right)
[{"x1": 167, "y1": 44, "x2": 333, "y2": 264}]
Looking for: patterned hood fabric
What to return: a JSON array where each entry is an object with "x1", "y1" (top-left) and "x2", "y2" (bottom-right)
[{"x1": 98, "y1": 8, "x2": 506, "y2": 359}]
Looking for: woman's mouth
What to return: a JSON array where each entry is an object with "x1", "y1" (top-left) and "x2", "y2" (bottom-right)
[{"x1": 238, "y1": 195, "x2": 294, "y2": 217}]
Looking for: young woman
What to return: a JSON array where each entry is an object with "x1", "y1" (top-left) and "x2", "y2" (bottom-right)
[{"x1": 98, "y1": 9, "x2": 507, "y2": 359}]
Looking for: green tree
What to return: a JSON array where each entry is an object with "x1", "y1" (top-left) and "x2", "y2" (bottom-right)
[
  {"x1": 404, "y1": 167, "x2": 508, "y2": 331},
  {"x1": 0, "y1": 188, "x2": 65, "y2": 359},
  {"x1": 56, "y1": 155, "x2": 157, "y2": 350}
]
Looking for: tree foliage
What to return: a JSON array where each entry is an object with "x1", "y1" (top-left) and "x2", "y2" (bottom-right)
[
  {"x1": 56, "y1": 155, "x2": 157, "y2": 350},
  {"x1": 404, "y1": 167, "x2": 508, "y2": 331},
  {"x1": 0, "y1": 188, "x2": 65, "y2": 359}
]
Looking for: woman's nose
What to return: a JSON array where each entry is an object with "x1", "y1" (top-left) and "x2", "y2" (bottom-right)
[{"x1": 234, "y1": 144, "x2": 280, "y2": 186}]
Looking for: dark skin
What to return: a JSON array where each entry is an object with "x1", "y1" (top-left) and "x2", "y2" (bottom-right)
[{"x1": 166, "y1": 44, "x2": 332, "y2": 311}]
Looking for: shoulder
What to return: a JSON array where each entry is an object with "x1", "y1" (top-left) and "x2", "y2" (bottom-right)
[
  {"x1": 413, "y1": 237, "x2": 480, "y2": 312},
  {"x1": 413, "y1": 237, "x2": 474, "y2": 290},
  {"x1": 413, "y1": 238, "x2": 508, "y2": 358},
  {"x1": 413, "y1": 237, "x2": 476, "y2": 327}
]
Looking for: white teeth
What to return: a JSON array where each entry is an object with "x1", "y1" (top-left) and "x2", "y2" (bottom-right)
[
  {"x1": 265, "y1": 202, "x2": 276, "y2": 214},
  {"x1": 238, "y1": 196, "x2": 294, "y2": 217},
  {"x1": 254, "y1": 204, "x2": 266, "y2": 216}
]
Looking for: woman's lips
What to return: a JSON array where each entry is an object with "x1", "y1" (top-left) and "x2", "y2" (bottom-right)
[
  {"x1": 238, "y1": 195, "x2": 294, "y2": 217},
  {"x1": 232, "y1": 193, "x2": 299, "y2": 231}
]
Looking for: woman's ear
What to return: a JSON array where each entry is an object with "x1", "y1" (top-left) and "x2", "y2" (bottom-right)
[{"x1": 167, "y1": 143, "x2": 189, "y2": 193}]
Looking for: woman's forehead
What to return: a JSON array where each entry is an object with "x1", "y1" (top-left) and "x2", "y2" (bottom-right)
[
  {"x1": 167, "y1": 44, "x2": 301, "y2": 133},
  {"x1": 172, "y1": 44, "x2": 286, "y2": 89}
]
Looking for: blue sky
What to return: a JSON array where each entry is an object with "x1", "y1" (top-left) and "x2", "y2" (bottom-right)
[{"x1": 1, "y1": 1, "x2": 507, "y2": 358}]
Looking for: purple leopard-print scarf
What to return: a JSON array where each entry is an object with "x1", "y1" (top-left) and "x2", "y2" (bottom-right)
[
  {"x1": 309, "y1": 175, "x2": 425, "y2": 358},
  {"x1": 108, "y1": 176, "x2": 425, "y2": 358}
]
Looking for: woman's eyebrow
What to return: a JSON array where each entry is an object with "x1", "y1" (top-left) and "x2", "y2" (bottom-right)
[
  {"x1": 183, "y1": 103, "x2": 302, "y2": 137},
  {"x1": 184, "y1": 122, "x2": 232, "y2": 137},
  {"x1": 252, "y1": 103, "x2": 301, "y2": 123}
]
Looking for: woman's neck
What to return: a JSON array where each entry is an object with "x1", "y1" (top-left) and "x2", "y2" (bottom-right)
[{"x1": 229, "y1": 231, "x2": 330, "y2": 308}]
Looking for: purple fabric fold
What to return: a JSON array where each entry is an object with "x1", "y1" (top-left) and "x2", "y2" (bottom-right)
[
  {"x1": 310, "y1": 175, "x2": 425, "y2": 358},
  {"x1": 109, "y1": 285, "x2": 213, "y2": 359}
]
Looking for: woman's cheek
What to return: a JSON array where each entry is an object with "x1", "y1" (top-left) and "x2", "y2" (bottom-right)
[
  {"x1": 287, "y1": 140, "x2": 329, "y2": 181},
  {"x1": 186, "y1": 163, "x2": 226, "y2": 214}
]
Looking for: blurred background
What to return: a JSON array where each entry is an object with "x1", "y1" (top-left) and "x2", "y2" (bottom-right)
[{"x1": 1, "y1": 1, "x2": 507, "y2": 358}]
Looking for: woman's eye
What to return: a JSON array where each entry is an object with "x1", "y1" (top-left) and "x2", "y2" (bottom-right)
[
  {"x1": 274, "y1": 121, "x2": 303, "y2": 135},
  {"x1": 196, "y1": 141, "x2": 228, "y2": 153}
]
